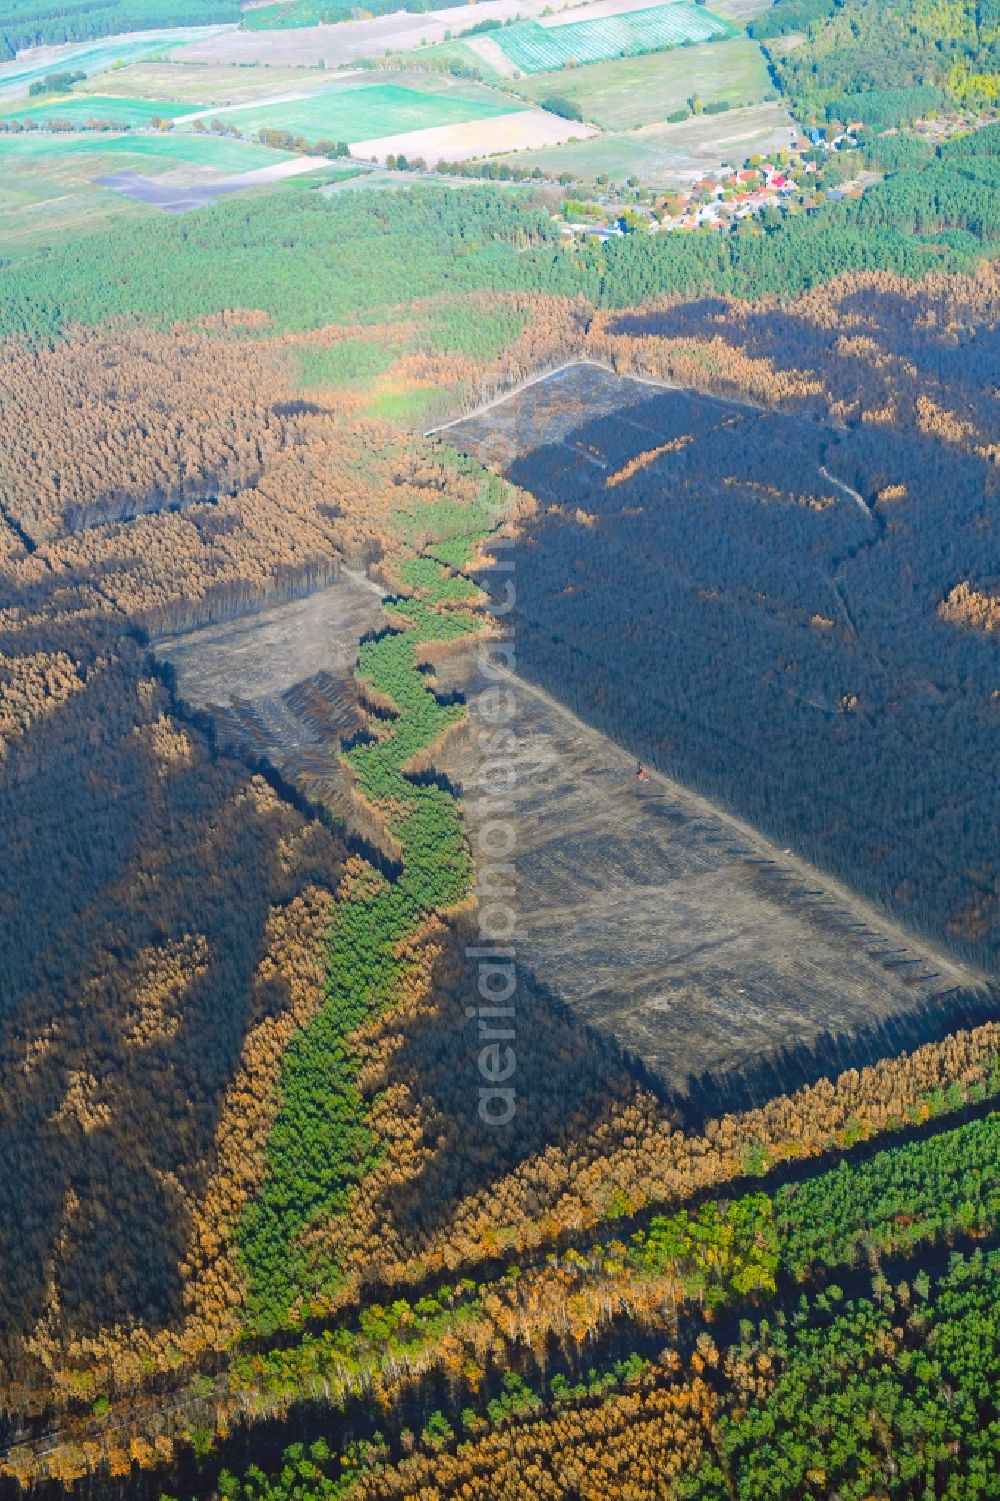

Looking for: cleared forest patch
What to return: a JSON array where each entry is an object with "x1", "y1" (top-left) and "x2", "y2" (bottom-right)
[
  {"x1": 441, "y1": 355, "x2": 996, "y2": 1068},
  {"x1": 434, "y1": 649, "x2": 983, "y2": 1099},
  {"x1": 155, "y1": 570, "x2": 387, "y2": 818}
]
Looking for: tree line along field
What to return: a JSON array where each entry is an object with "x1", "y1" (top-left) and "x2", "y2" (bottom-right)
[
  {"x1": 241, "y1": 0, "x2": 473, "y2": 30},
  {"x1": 0, "y1": 135, "x2": 999, "y2": 1498}
]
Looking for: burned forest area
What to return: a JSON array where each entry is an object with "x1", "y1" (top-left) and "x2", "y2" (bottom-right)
[
  {"x1": 452, "y1": 351, "x2": 1000, "y2": 976},
  {"x1": 0, "y1": 128, "x2": 999, "y2": 1497}
]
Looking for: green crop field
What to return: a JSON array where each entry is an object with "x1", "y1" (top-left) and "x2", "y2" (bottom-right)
[
  {"x1": 493, "y1": 4, "x2": 736, "y2": 74},
  {"x1": 0, "y1": 93, "x2": 200, "y2": 126},
  {"x1": 204, "y1": 76, "x2": 523, "y2": 141},
  {"x1": 505, "y1": 36, "x2": 772, "y2": 129}
]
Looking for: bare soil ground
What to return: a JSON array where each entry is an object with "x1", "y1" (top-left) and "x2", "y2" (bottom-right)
[
  {"x1": 434, "y1": 651, "x2": 984, "y2": 1099},
  {"x1": 431, "y1": 360, "x2": 670, "y2": 456}
]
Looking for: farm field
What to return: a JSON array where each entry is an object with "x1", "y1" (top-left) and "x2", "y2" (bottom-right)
[
  {"x1": 0, "y1": 128, "x2": 299, "y2": 252},
  {"x1": 0, "y1": 92, "x2": 201, "y2": 125},
  {"x1": 504, "y1": 36, "x2": 773, "y2": 129},
  {"x1": 492, "y1": 99, "x2": 794, "y2": 183},
  {"x1": 98, "y1": 154, "x2": 341, "y2": 211},
  {"x1": 174, "y1": 0, "x2": 584, "y2": 66},
  {"x1": 709, "y1": 0, "x2": 773, "y2": 17},
  {"x1": 414, "y1": 0, "x2": 704, "y2": 78},
  {"x1": 354, "y1": 105, "x2": 595, "y2": 164},
  {"x1": 70, "y1": 59, "x2": 328, "y2": 105},
  {"x1": 492, "y1": 2, "x2": 736, "y2": 74},
  {"x1": 193, "y1": 74, "x2": 523, "y2": 143}
]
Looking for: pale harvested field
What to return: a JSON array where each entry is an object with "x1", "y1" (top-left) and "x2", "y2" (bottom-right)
[
  {"x1": 353, "y1": 107, "x2": 597, "y2": 164},
  {"x1": 175, "y1": 0, "x2": 601, "y2": 67},
  {"x1": 434, "y1": 652, "x2": 985, "y2": 1099},
  {"x1": 464, "y1": 35, "x2": 519, "y2": 77}
]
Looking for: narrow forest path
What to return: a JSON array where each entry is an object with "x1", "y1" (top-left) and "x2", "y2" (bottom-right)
[{"x1": 819, "y1": 462, "x2": 875, "y2": 524}]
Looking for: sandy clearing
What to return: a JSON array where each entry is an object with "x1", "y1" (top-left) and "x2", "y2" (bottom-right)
[{"x1": 352, "y1": 107, "x2": 597, "y2": 163}]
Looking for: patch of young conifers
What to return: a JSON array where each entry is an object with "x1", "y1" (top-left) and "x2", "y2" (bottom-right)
[
  {"x1": 216, "y1": 1107, "x2": 1000, "y2": 1497},
  {"x1": 236, "y1": 547, "x2": 487, "y2": 1334}
]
